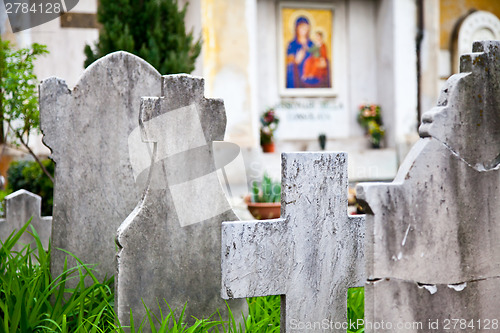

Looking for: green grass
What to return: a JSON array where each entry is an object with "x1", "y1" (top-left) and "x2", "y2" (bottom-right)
[
  {"x1": 242, "y1": 290, "x2": 365, "y2": 333},
  {"x1": 245, "y1": 296, "x2": 280, "y2": 332},
  {"x1": 347, "y1": 288, "x2": 365, "y2": 333},
  {"x1": 0, "y1": 220, "x2": 364, "y2": 332},
  {"x1": 0, "y1": 219, "x2": 116, "y2": 332}
]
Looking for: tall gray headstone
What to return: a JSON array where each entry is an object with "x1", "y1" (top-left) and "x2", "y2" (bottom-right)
[
  {"x1": 357, "y1": 41, "x2": 500, "y2": 332},
  {"x1": 222, "y1": 152, "x2": 365, "y2": 333},
  {"x1": 116, "y1": 75, "x2": 246, "y2": 329},
  {"x1": 39, "y1": 52, "x2": 161, "y2": 280},
  {"x1": 0, "y1": 189, "x2": 51, "y2": 251}
]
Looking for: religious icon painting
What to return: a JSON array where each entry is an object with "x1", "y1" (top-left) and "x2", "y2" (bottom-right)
[{"x1": 279, "y1": 2, "x2": 336, "y2": 96}]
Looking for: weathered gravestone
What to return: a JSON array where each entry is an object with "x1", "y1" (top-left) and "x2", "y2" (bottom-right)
[
  {"x1": 39, "y1": 52, "x2": 161, "y2": 280},
  {"x1": 222, "y1": 152, "x2": 365, "y2": 333},
  {"x1": 116, "y1": 75, "x2": 246, "y2": 328},
  {"x1": 357, "y1": 40, "x2": 500, "y2": 332},
  {"x1": 0, "y1": 189, "x2": 51, "y2": 251}
]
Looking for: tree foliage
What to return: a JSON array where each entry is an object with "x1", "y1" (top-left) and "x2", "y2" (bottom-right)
[
  {"x1": 0, "y1": 38, "x2": 52, "y2": 182},
  {"x1": 84, "y1": 0, "x2": 202, "y2": 74}
]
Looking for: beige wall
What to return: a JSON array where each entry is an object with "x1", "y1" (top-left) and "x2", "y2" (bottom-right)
[
  {"x1": 201, "y1": 0, "x2": 257, "y2": 147},
  {"x1": 440, "y1": 0, "x2": 500, "y2": 49}
]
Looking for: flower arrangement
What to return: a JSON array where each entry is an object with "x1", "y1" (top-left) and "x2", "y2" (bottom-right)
[
  {"x1": 357, "y1": 104, "x2": 385, "y2": 148},
  {"x1": 260, "y1": 108, "x2": 280, "y2": 146}
]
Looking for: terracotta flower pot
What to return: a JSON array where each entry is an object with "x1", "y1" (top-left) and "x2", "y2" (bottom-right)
[
  {"x1": 261, "y1": 142, "x2": 275, "y2": 153},
  {"x1": 244, "y1": 195, "x2": 281, "y2": 220}
]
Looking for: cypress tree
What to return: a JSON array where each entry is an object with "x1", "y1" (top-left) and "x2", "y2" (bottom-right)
[{"x1": 84, "y1": 0, "x2": 201, "y2": 74}]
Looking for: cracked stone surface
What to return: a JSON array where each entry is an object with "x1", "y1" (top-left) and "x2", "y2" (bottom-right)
[
  {"x1": 357, "y1": 41, "x2": 500, "y2": 332},
  {"x1": 222, "y1": 152, "x2": 365, "y2": 333},
  {"x1": 39, "y1": 52, "x2": 161, "y2": 281},
  {"x1": 116, "y1": 75, "x2": 245, "y2": 329},
  {"x1": 0, "y1": 190, "x2": 52, "y2": 252},
  {"x1": 366, "y1": 277, "x2": 500, "y2": 332}
]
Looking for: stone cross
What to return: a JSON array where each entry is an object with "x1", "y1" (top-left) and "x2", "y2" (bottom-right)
[
  {"x1": 222, "y1": 152, "x2": 365, "y2": 333},
  {"x1": 0, "y1": 189, "x2": 52, "y2": 252},
  {"x1": 39, "y1": 51, "x2": 161, "y2": 281},
  {"x1": 357, "y1": 41, "x2": 500, "y2": 331},
  {"x1": 116, "y1": 75, "x2": 246, "y2": 328}
]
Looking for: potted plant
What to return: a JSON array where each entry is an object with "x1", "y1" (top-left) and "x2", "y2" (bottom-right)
[
  {"x1": 260, "y1": 108, "x2": 279, "y2": 153},
  {"x1": 245, "y1": 173, "x2": 281, "y2": 220},
  {"x1": 357, "y1": 104, "x2": 385, "y2": 148}
]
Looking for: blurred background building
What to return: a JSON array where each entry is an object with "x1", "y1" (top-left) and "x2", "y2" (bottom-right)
[{"x1": 1, "y1": 0, "x2": 499, "y2": 185}]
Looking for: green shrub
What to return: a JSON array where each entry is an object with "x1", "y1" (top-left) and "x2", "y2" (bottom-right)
[
  {"x1": 84, "y1": 0, "x2": 202, "y2": 75},
  {"x1": 6, "y1": 159, "x2": 54, "y2": 216}
]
